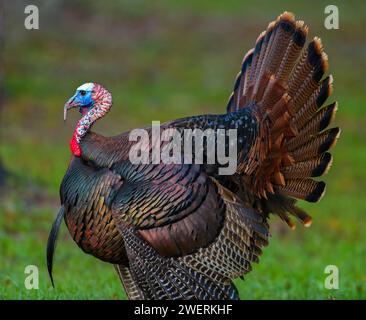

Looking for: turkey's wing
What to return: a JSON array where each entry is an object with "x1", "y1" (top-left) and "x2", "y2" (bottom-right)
[{"x1": 111, "y1": 162, "x2": 225, "y2": 257}]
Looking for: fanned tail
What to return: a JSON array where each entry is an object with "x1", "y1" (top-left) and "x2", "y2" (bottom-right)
[{"x1": 227, "y1": 12, "x2": 339, "y2": 227}]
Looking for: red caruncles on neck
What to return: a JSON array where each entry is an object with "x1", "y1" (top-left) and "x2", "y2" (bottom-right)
[{"x1": 69, "y1": 83, "x2": 112, "y2": 157}]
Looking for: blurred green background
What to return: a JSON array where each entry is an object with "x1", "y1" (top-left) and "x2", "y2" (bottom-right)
[{"x1": 1, "y1": 0, "x2": 365, "y2": 299}]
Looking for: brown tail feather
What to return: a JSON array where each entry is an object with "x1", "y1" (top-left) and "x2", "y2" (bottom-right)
[
  {"x1": 291, "y1": 127, "x2": 340, "y2": 162},
  {"x1": 276, "y1": 179, "x2": 326, "y2": 202},
  {"x1": 282, "y1": 152, "x2": 333, "y2": 179},
  {"x1": 276, "y1": 179, "x2": 325, "y2": 202},
  {"x1": 291, "y1": 76, "x2": 334, "y2": 129},
  {"x1": 291, "y1": 40, "x2": 329, "y2": 113},
  {"x1": 276, "y1": 20, "x2": 308, "y2": 81},
  {"x1": 287, "y1": 102, "x2": 338, "y2": 151}
]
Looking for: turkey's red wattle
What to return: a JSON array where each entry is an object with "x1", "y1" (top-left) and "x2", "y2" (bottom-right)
[{"x1": 70, "y1": 134, "x2": 81, "y2": 157}]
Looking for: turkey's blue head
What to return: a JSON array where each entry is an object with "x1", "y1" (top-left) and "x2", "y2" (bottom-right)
[
  {"x1": 64, "y1": 82, "x2": 112, "y2": 157},
  {"x1": 64, "y1": 83, "x2": 95, "y2": 120}
]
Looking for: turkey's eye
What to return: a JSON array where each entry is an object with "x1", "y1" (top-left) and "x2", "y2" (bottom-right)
[{"x1": 80, "y1": 90, "x2": 86, "y2": 96}]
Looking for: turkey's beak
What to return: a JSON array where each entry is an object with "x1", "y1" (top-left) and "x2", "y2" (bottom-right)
[{"x1": 64, "y1": 95, "x2": 79, "y2": 121}]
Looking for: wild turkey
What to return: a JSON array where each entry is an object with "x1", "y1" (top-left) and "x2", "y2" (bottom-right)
[{"x1": 47, "y1": 12, "x2": 340, "y2": 300}]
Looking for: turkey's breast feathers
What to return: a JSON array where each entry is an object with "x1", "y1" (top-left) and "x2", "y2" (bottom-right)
[{"x1": 60, "y1": 156, "x2": 126, "y2": 263}]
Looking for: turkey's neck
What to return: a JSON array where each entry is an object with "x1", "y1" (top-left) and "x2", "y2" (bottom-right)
[{"x1": 70, "y1": 87, "x2": 112, "y2": 157}]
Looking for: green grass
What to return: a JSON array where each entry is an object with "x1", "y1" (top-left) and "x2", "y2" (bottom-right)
[{"x1": 1, "y1": 0, "x2": 365, "y2": 299}]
